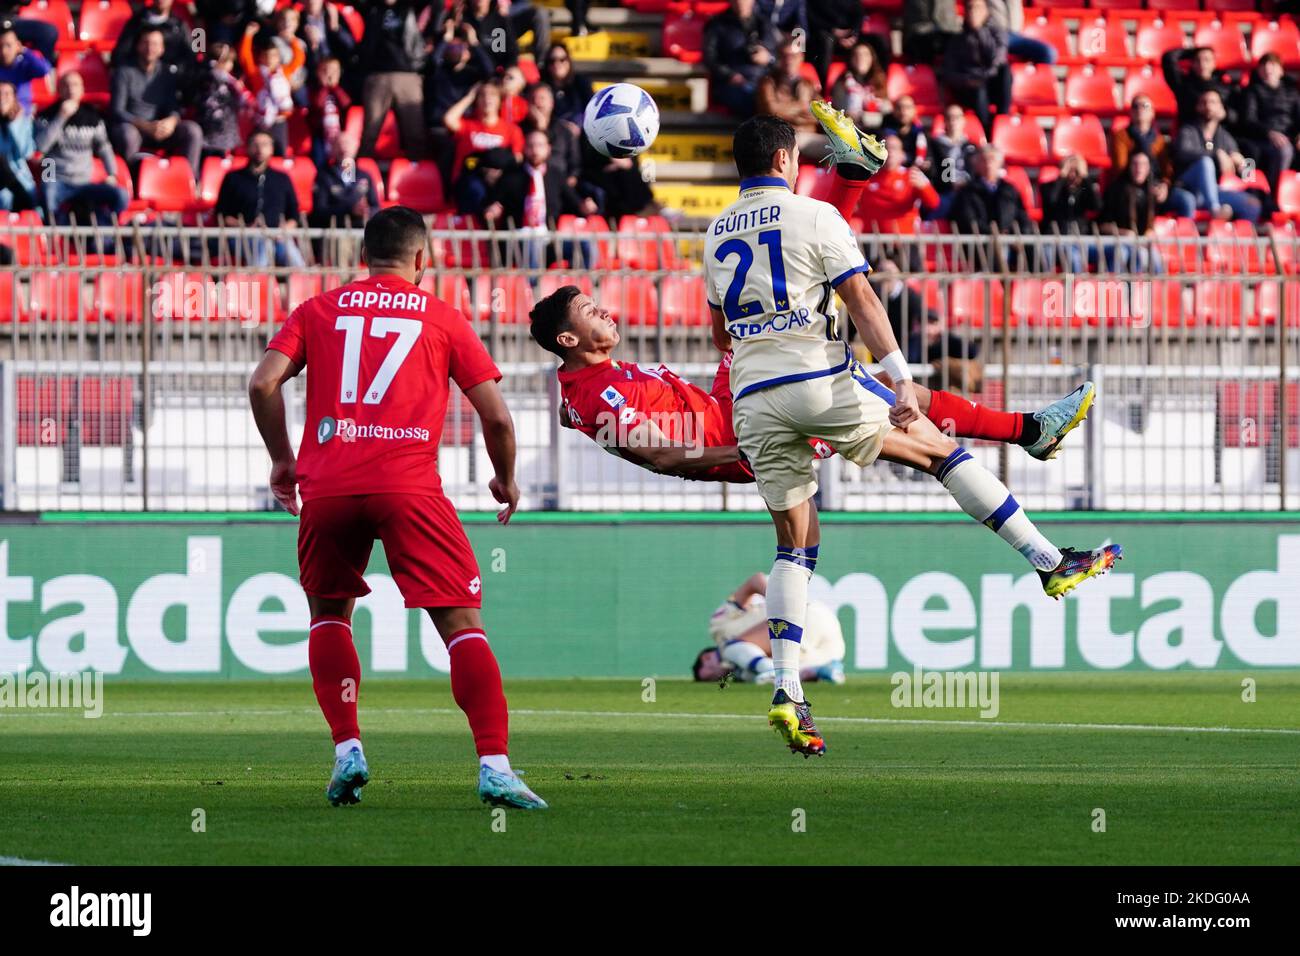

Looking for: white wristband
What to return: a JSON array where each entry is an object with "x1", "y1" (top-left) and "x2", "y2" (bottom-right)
[{"x1": 879, "y1": 349, "x2": 912, "y2": 384}]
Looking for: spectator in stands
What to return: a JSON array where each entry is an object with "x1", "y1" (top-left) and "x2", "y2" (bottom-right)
[
  {"x1": 0, "y1": 5, "x2": 57, "y2": 64},
  {"x1": 903, "y1": 0, "x2": 961, "y2": 63},
  {"x1": 357, "y1": 0, "x2": 430, "y2": 159},
  {"x1": 195, "y1": 42, "x2": 253, "y2": 161},
  {"x1": 268, "y1": 6, "x2": 311, "y2": 103},
  {"x1": 111, "y1": 27, "x2": 202, "y2": 179},
  {"x1": 0, "y1": 20, "x2": 50, "y2": 115},
  {"x1": 35, "y1": 71, "x2": 128, "y2": 225},
  {"x1": 489, "y1": 129, "x2": 597, "y2": 229},
  {"x1": 756, "y1": 37, "x2": 822, "y2": 150},
  {"x1": 1162, "y1": 46, "x2": 1233, "y2": 128},
  {"x1": 1233, "y1": 53, "x2": 1300, "y2": 202},
  {"x1": 426, "y1": 24, "x2": 495, "y2": 185},
  {"x1": 1099, "y1": 150, "x2": 1161, "y2": 273},
  {"x1": 987, "y1": 0, "x2": 1056, "y2": 65},
  {"x1": 540, "y1": 42, "x2": 593, "y2": 128},
  {"x1": 703, "y1": 0, "x2": 780, "y2": 117},
  {"x1": 310, "y1": 133, "x2": 379, "y2": 228},
  {"x1": 308, "y1": 57, "x2": 352, "y2": 169},
  {"x1": 949, "y1": 144, "x2": 1033, "y2": 234},
  {"x1": 805, "y1": 0, "x2": 861, "y2": 85},
  {"x1": 500, "y1": 65, "x2": 529, "y2": 124},
  {"x1": 504, "y1": 1, "x2": 552, "y2": 59},
  {"x1": 454, "y1": 144, "x2": 513, "y2": 218},
  {"x1": 446, "y1": 80, "x2": 525, "y2": 180},
  {"x1": 1041, "y1": 154, "x2": 1100, "y2": 271},
  {"x1": 1173, "y1": 89, "x2": 1261, "y2": 223},
  {"x1": 857, "y1": 132, "x2": 940, "y2": 234},
  {"x1": 215, "y1": 129, "x2": 305, "y2": 267},
  {"x1": 830, "y1": 42, "x2": 890, "y2": 132},
  {"x1": 568, "y1": 0, "x2": 591, "y2": 38},
  {"x1": 1110, "y1": 93, "x2": 1192, "y2": 219},
  {"x1": 580, "y1": 137, "x2": 655, "y2": 221},
  {"x1": 440, "y1": 0, "x2": 519, "y2": 72},
  {"x1": 871, "y1": 256, "x2": 982, "y2": 394},
  {"x1": 881, "y1": 94, "x2": 927, "y2": 169},
  {"x1": 299, "y1": 0, "x2": 358, "y2": 77},
  {"x1": 523, "y1": 82, "x2": 581, "y2": 190},
  {"x1": 758, "y1": 0, "x2": 807, "y2": 37},
  {"x1": 111, "y1": 0, "x2": 197, "y2": 95},
  {"x1": 0, "y1": 80, "x2": 34, "y2": 211},
  {"x1": 242, "y1": 29, "x2": 296, "y2": 155},
  {"x1": 928, "y1": 104, "x2": 978, "y2": 218},
  {"x1": 941, "y1": 0, "x2": 1010, "y2": 136}
]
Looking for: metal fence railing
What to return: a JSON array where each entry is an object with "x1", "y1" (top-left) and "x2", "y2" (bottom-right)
[{"x1": 2, "y1": 225, "x2": 1297, "y2": 512}]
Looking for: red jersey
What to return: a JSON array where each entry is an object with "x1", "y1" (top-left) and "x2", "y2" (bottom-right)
[
  {"x1": 856, "y1": 168, "x2": 940, "y2": 234},
  {"x1": 556, "y1": 358, "x2": 751, "y2": 483},
  {"x1": 453, "y1": 117, "x2": 525, "y2": 177},
  {"x1": 267, "y1": 274, "x2": 500, "y2": 501}
]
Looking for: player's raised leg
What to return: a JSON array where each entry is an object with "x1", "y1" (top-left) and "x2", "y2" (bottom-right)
[
  {"x1": 878, "y1": 412, "x2": 1121, "y2": 599},
  {"x1": 811, "y1": 100, "x2": 886, "y2": 220},
  {"x1": 918, "y1": 380, "x2": 1096, "y2": 461}
]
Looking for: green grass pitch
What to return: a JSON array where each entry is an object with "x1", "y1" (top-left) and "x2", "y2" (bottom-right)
[{"x1": 2, "y1": 673, "x2": 1298, "y2": 865}]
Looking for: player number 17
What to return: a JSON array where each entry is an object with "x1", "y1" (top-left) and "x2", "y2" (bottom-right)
[{"x1": 335, "y1": 315, "x2": 422, "y2": 404}]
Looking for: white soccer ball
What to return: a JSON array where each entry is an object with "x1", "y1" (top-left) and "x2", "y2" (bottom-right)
[{"x1": 583, "y1": 82, "x2": 660, "y2": 159}]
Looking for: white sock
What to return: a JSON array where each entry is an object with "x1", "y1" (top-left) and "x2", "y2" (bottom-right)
[
  {"x1": 938, "y1": 449, "x2": 1062, "y2": 571},
  {"x1": 480, "y1": 754, "x2": 512, "y2": 774},
  {"x1": 720, "y1": 640, "x2": 774, "y2": 680},
  {"x1": 335, "y1": 738, "x2": 363, "y2": 759},
  {"x1": 767, "y1": 555, "x2": 812, "y2": 702}
]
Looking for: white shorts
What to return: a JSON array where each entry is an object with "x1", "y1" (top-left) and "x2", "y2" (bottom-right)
[{"x1": 733, "y1": 362, "x2": 895, "y2": 511}]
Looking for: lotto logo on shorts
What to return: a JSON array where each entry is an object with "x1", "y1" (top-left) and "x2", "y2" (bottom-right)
[{"x1": 467, "y1": 576, "x2": 481, "y2": 595}]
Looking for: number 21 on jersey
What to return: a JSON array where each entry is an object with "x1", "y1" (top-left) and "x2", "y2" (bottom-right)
[
  {"x1": 713, "y1": 229, "x2": 789, "y2": 321},
  {"x1": 335, "y1": 315, "x2": 421, "y2": 404}
]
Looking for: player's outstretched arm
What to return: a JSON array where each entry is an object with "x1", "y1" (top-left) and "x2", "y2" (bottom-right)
[
  {"x1": 836, "y1": 272, "x2": 922, "y2": 430},
  {"x1": 248, "y1": 349, "x2": 302, "y2": 516},
  {"x1": 618, "y1": 419, "x2": 742, "y2": 475},
  {"x1": 464, "y1": 379, "x2": 519, "y2": 524}
]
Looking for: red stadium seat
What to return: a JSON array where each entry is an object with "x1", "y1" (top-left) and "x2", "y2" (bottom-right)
[
  {"x1": 0, "y1": 273, "x2": 22, "y2": 322},
  {"x1": 927, "y1": 109, "x2": 986, "y2": 146},
  {"x1": 474, "y1": 274, "x2": 533, "y2": 323},
  {"x1": 537, "y1": 272, "x2": 594, "y2": 300},
  {"x1": 1152, "y1": 216, "x2": 1200, "y2": 273},
  {"x1": 1146, "y1": 0, "x2": 1200, "y2": 12},
  {"x1": 1193, "y1": 20, "x2": 1250, "y2": 71},
  {"x1": 824, "y1": 61, "x2": 847, "y2": 92},
  {"x1": 660, "y1": 274, "x2": 709, "y2": 326},
  {"x1": 0, "y1": 210, "x2": 47, "y2": 265},
  {"x1": 1074, "y1": 18, "x2": 1133, "y2": 67},
  {"x1": 287, "y1": 275, "x2": 322, "y2": 313},
  {"x1": 794, "y1": 164, "x2": 836, "y2": 201},
  {"x1": 1205, "y1": 220, "x2": 1264, "y2": 275},
  {"x1": 1045, "y1": 113, "x2": 1107, "y2": 167},
  {"x1": 1064, "y1": 65, "x2": 1119, "y2": 116},
  {"x1": 991, "y1": 114, "x2": 1048, "y2": 167},
  {"x1": 338, "y1": 4, "x2": 364, "y2": 42},
  {"x1": 269, "y1": 156, "x2": 316, "y2": 215},
  {"x1": 135, "y1": 156, "x2": 198, "y2": 213},
  {"x1": 1018, "y1": 16, "x2": 1070, "y2": 64},
  {"x1": 1010, "y1": 63, "x2": 1059, "y2": 115},
  {"x1": 598, "y1": 275, "x2": 660, "y2": 325},
  {"x1": 29, "y1": 272, "x2": 86, "y2": 321},
  {"x1": 18, "y1": 0, "x2": 76, "y2": 47},
  {"x1": 386, "y1": 159, "x2": 445, "y2": 213},
  {"x1": 224, "y1": 273, "x2": 283, "y2": 325},
  {"x1": 1275, "y1": 171, "x2": 1300, "y2": 223},
  {"x1": 663, "y1": 12, "x2": 705, "y2": 65},
  {"x1": 886, "y1": 63, "x2": 942, "y2": 113},
  {"x1": 371, "y1": 111, "x2": 403, "y2": 160},
  {"x1": 555, "y1": 214, "x2": 613, "y2": 269},
  {"x1": 429, "y1": 212, "x2": 487, "y2": 268},
  {"x1": 616, "y1": 214, "x2": 681, "y2": 269},
  {"x1": 198, "y1": 155, "x2": 245, "y2": 209},
  {"x1": 1253, "y1": 282, "x2": 1300, "y2": 328},
  {"x1": 1002, "y1": 166, "x2": 1040, "y2": 221},
  {"x1": 1251, "y1": 20, "x2": 1300, "y2": 69},
  {"x1": 343, "y1": 105, "x2": 364, "y2": 145},
  {"x1": 420, "y1": 273, "x2": 474, "y2": 317},
  {"x1": 77, "y1": 0, "x2": 133, "y2": 53},
  {"x1": 91, "y1": 271, "x2": 143, "y2": 322},
  {"x1": 1135, "y1": 18, "x2": 1187, "y2": 62},
  {"x1": 947, "y1": 279, "x2": 1005, "y2": 328},
  {"x1": 1189, "y1": 281, "x2": 1243, "y2": 327},
  {"x1": 1122, "y1": 67, "x2": 1178, "y2": 117}
]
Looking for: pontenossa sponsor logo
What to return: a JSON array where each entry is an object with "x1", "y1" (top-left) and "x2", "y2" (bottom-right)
[
  {"x1": 0, "y1": 532, "x2": 1298, "y2": 676},
  {"x1": 318, "y1": 417, "x2": 431, "y2": 444}
]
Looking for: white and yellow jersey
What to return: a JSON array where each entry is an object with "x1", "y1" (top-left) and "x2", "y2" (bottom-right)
[{"x1": 703, "y1": 176, "x2": 870, "y2": 402}]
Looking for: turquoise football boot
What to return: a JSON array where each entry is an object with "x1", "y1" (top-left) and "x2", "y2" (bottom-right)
[
  {"x1": 326, "y1": 746, "x2": 369, "y2": 807},
  {"x1": 478, "y1": 766, "x2": 549, "y2": 810}
]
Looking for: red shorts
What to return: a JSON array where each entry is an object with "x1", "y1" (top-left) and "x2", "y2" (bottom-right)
[
  {"x1": 704, "y1": 352, "x2": 755, "y2": 482},
  {"x1": 298, "y1": 493, "x2": 482, "y2": 609}
]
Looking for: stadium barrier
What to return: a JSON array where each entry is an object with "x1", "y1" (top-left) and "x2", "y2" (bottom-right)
[
  {"x1": 2, "y1": 513, "x2": 1298, "y2": 678},
  {"x1": 1, "y1": 224, "x2": 1298, "y2": 512}
]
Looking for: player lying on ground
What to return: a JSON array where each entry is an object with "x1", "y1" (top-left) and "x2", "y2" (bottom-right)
[
  {"x1": 693, "y1": 572, "x2": 846, "y2": 686},
  {"x1": 248, "y1": 205, "x2": 546, "y2": 810},
  {"x1": 528, "y1": 288, "x2": 1095, "y2": 483},
  {"x1": 703, "y1": 115, "x2": 1122, "y2": 758}
]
